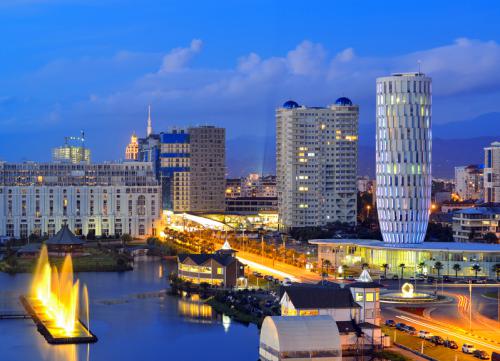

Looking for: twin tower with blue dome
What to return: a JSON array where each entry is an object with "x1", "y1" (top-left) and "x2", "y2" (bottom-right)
[{"x1": 282, "y1": 97, "x2": 353, "y2": 109}]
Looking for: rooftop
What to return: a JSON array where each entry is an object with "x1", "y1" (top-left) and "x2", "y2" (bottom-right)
[
  {"x1": 282, "y1": 285, "x2": 360, "y2": 309},
  {"x1": 309, "y1": 239, "x2": 500, "y2": 253},
  {"x1": 46, "y1": 225, "x2": 85, "y2": 246},
  {"x1": 260, "y1": 316, "x2": 341, "y2": 353},
  {"x1": 178, "y1": 253, "x2": 236, "y2": 267}
]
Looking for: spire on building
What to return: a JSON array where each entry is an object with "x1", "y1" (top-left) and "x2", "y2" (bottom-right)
[{"x1": 147, "y1": 105, "x2": 153, "y2": 137}]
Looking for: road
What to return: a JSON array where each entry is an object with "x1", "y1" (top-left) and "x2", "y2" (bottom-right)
[{"x1": 382, "y1": 282, "x2": 500, "y2": 357}]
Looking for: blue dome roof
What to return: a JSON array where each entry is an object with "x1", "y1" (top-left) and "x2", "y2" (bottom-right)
[
  {"x1": 282, "y1": 100, "x2": 300, "y2": 109},
  {"x1": 335, "y1": 97, "x2": 353, "y2": 106}
]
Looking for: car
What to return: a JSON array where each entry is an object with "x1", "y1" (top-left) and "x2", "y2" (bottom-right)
[
  {"x1": 282, "y1": 277, "x2": 292, "y2": 286},
  {"x1": 395, "y1": 323, "x2": 407, "y2": 331},
  {"x1": 404, "y1": 326, "x2": 417, "y2": 335},
  {"x1": 392, "y1": 275, "x2": 399, "y2": 280},
  {"x1": 443, "y1": 275, "x2": 451, "y2": 282},
  {"x1": 473, "y1": 350, "x2": 490, "y2": 360},
  {"x1": 385, "y1": 319, "x2": 396, "y2": 327},
  {"x1": 380, "y1": 275, "x2": 386, "y2": 280},
  {"x1": 427, "y1": 276, "x2": 436, "y2": 283},
  {"x1": 346, "y1": 275, "x2": 354, "y2": 280},
  {"x1": 418, "y1": 330, "x2": 433, "y2": 339},
  {"x1": 444, "y1": 340, "x2": 458, "y2": 349},
  {"x1": 430, "y1": 335, "x2": 444, "y2": 345},
  {"x1": 409, "y1": 276, "x2": 415, "y2": 281},
  {"x1": 463, "y1": 344, "x2": 476, "y2": 354}
]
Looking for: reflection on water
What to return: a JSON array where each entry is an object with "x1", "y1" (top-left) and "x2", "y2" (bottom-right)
[
  {"x1": 0, "y1": 259, "x2": 258, "y2": 361},
  {"x1": 222, "y1": 314, "x2": 231, "y2": 333},
  {"x1": 178, "y1": 294, "x2": 213, "y2": 322}
]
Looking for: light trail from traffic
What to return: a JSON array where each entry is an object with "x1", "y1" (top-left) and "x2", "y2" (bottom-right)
[
  {"x1": 395, "y1": 314, "x2": 500, "y2": 353},
  {"x1": 236, "y1": 256, "x2": 299, "y2": 282}
]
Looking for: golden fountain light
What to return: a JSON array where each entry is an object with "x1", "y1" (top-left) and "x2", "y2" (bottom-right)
[{"x1": 20, "y1": 245, "x2": 97, "y2": 344}]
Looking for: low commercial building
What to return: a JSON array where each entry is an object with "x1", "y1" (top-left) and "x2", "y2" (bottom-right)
[
  {"x1": 311, "y1": 239, "x2": 500, "y2": 278},
  {"x1": 225, "y1": 196, "x2": 277, "y2": 215},
  {"x1": 453, "y1": 205, "x2": 500, "y2": 242},
  {"x1": 259, "y1": 315, "x2": 342, "y2": 361},
  {"x1": 177, "y1": 242, "x2": 244, "y2": 287}
]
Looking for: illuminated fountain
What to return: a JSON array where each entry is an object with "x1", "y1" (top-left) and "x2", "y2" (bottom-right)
[
  {"x1": 380, "y1": 282, "x2": 437, "y2": 303},
  {"x1": 20, "y1": 245, "x2": 97, "y2": 344}
]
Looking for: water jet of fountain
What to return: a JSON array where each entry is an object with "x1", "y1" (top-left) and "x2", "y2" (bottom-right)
[{"x1": 22, "y1": 244, "x2": 97, "y2": 343}]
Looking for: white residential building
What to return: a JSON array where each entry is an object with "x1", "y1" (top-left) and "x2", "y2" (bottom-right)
[
  {"x1": 455, "y1": 165, "x2": 484, "y2": 201},
  {"x1": 376, "y1": 72, "x2": 432, "y2": 244},
  {"x1": 276, "y1": 98, "x2": 358, "y2": 229},
  {"x1": 484, "y1": 141, "x2": 500, "y2": 203},
  {"x1": 0, "y1": 161, "x2": 161, "y2": 239}
]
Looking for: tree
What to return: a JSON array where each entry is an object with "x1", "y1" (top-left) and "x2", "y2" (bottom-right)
[
  {"x1": 417, "y1": 262, "x2": 425, "y2": 275},
  {"x1": 471, "y1": 264, "x2": 481, "y2": 279},
  {"x1": 492, "y1": 264, "x2": 500, "y2": 281},
  {"x1": 399, "y1": 263, "x2": 406, "y2": 280},
  {"x1": 434, "y1": 261, "x2": 444, "y2": 278},
  {"x1": 381, "y1": 263, "x2": 389, "y2": 278},
  {"x1": 322, "y1": 259, "x2": 332, "y2": 278},
  {"x1": 483, "y1": 232, "x2": 498, "y2": 244},
  {"x1": 452, "y1": 264, "x2": 461, "y2": 279},
  {"x1": 121, "y1": 233, "x2": 132, "y2": 246}
]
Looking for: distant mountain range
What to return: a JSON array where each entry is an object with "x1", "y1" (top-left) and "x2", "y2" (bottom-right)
[{"x1": 227, "y1": 112, "x2": 500, "y2": 178}]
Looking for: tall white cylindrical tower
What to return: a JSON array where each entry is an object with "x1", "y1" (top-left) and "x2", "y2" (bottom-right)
[{"x1": 375, "y1": 73, "x2": 432, "y2": 244}]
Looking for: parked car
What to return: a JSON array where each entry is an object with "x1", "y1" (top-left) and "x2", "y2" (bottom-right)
[
  {"x1": 385, "y1": 319, "x2": 396, "y2": 327},
  {"x1": 282, "y1": 277, "x2": 292, "y2": 286},
  {"x1": 404, "y1": 326, "x2": 417, "y2": 335},
  {"x1": 473, "y1": 350, "x2": 490, "y2": 360},
  {"x1": 392, "y1": 275, "x2": 399, "y2": 280},
  {"x1": 427, "y1": 276, "x2": 436, "y2": 284},
  {"x1": 430, "y1": 335, "x2": 444, "y2": 345},
  {"x1": 380, "y1": 275, "x2": 386, "y2": 280},
  {"x1": 346, "y1": 275, "x2": 354, "y2": 280},
  {"x1": 418, "y1": 330, "x2": 433, "y2": 339},
  {"x1": 443, "y1": 275, "x2": 451, "y2": 282},
  {"x1": 395, "y1": 323, "x2": 407, "y2": 331},
  {"x1": 463, "y1": 344, "x2": 476, "y2": 354},
  {"x1": 444, "y1": 340, "x2": 458, "y2": 349}
]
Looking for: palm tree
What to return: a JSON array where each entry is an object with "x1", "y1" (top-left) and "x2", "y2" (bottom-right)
[
  {"x1": 471, "y1": 264, "x2": 481, "y2": 279},
  {"x1": 434, "y1": 261, "x2": 444, "y2": 278},
  {"x1": 493, "y1": 264, "x2": 500, "y2": 281},
  {"x1": 399, "y1": 263, "x2": 406, "y2": 280},
  {"x1": 417, "y1": 262, "x2": 425, "y2": 275},
  {"x1": 381, "y1": 263, "x2": 389, "y2": 279},
  {"x1": 322, "y1": 259, "x2": 332, "y2": 278},
  {"x1": 453, "y1": 264, "x2": 461, "y2": 279}
]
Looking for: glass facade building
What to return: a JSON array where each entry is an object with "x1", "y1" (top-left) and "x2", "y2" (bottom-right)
[{"x1": 376, "y1": 73, "x2": 432, "y2": 244}]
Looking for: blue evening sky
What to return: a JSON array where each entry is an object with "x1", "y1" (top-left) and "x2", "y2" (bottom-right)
[{"x1": 0, "y1": 0, "x2": 499, "y2": 163}]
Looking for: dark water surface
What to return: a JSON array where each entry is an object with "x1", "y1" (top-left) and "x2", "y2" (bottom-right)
[{"x1": 0, "y1": 259, "x2": 259, "y2": 361}]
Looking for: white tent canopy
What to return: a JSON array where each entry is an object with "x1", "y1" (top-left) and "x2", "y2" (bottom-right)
[{"x1": 260, "y1": 316, "x2": 341, "y2": 361}]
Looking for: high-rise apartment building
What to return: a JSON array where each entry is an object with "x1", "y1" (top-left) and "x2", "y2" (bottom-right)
[
  {"x1": 52, "y1": 132, "x2": 90, "y2": 164},
  {"x1": 188, "y1": 126, "x2": 226, "y2": 213},
  {"x1": 376, "y1": 73, "x2": 432, "y2": 244},
  {"x1": 484, "y1": 141, "x2": 500, "y2": 203},
  {"x1": 141, "y1": 126, "x2": 225, "y2": 213},
  {"x1": 454, "y1": 164, "x2": 484, "y2": 201},
  {"x1": 125, "y1": 132, "x2": 139, "y2": 160},
  {"x1": 276, "y1": 98, "x2": 358, "y2": 229},
  {"x1": 0, "y1": 161, "x2": 161, "y2": 239}
]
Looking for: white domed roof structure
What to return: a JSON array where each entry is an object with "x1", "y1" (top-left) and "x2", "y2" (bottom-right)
[{"x1": 260, "y1": 316, "x2": 341, "y2": 360}]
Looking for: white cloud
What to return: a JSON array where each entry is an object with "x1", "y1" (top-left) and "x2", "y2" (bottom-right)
[
  {"x1": 159, "y1": 39, "x2": 203, "y2": 73},
  {"x1": 7, "y1": 37, "x2": 500, "y2": 146}
]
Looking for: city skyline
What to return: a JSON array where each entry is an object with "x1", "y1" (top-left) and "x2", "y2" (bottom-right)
[{"x1": 0, "y1": 1, "x2": 500, "y2": 171}]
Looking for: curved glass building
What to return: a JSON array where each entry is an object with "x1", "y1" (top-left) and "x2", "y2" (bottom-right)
[{"x1": 376, "y1": 73, "x2": 432, "y2": 244}]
